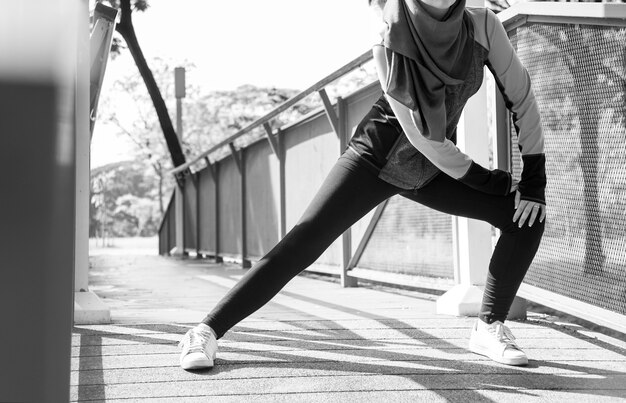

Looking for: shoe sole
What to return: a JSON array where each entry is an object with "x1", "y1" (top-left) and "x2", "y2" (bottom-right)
[
  {"x1": 180, "y1": 358, "x2": 214, "y2": 370},
  {"x1": 469, "y1": 340, "x2": 528, "y2": 366}
]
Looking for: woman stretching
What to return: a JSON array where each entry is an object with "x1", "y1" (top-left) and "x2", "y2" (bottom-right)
[{"x1": 179, "y1": 0, "x2": 546, "y2": 369}]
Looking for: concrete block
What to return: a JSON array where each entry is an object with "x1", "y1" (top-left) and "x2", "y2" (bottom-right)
[
  {"x1": 436, "y1": 284, "x2": 483, "y2": 316},
  {"x1": 437, "y1": 285, "x2": 528, "y2": 321},
  {"x1": 74, "y1": 290, "x2": 110, "y2": 325}
]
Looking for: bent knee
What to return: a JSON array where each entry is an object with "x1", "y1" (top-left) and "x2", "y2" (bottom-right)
[{"x1": 498, "y1": 215, "x2": 546, "y2": 237}]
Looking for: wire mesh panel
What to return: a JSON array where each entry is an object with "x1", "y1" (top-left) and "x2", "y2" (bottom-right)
[
  {"x1": 217, "y1": 156, "x2": 242, "y2": 257},
  {"x1": 358, "y1": 194, "x2": 455, "y2": 278},
  {"x1": 244, "y1": 139, "x2": 281, "y2": 259},
  {"x1": 197, "y1": 168, "x2": 217, "y2": 255},
  {"x1": 510, "y1": 23, "x2": 626, "y2": 315}
]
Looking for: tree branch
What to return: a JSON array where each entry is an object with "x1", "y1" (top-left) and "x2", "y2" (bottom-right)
[{"x1": 115, "y1": 0, "x2": 187, "y2": 172}]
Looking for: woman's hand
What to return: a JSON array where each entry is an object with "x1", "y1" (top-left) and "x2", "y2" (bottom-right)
[{"x1": 513, "y1": 190, "x2": 546, "y2": 227}]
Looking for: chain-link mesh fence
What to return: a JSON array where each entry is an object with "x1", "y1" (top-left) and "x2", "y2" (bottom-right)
[{"x1": 510, "y1": 23, "x2": 626, "y2": 315}]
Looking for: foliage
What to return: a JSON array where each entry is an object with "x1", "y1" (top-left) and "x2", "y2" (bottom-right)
[
  {"x1": 95, "y1": 55, "x2": 377, "y2": 237},
  {"x1": 96, "y1": 0, "x2": 149, "y2": 57},
  {"x1": 90, "y1": 161, "x2": 159, "y2": 238}
]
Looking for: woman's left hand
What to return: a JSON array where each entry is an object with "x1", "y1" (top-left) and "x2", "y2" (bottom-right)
[{"x1": 513, "y1": 190, "x2": 546, "y2": 227}]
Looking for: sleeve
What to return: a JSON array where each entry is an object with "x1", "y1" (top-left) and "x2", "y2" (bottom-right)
[
  {"x1": 372, "y1": 45, "x2": 512, "y2": 196},
  {"x1": 485, "y1": 9, "x2": 546, "y2": 204}
]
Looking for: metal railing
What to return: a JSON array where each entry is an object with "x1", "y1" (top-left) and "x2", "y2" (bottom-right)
[
  {"x1": 160, "y1": 51, "x2": 456, "y2": 288},
  {"x1": 497, "y1": 2, "x2": 626, "y2": 333},
  {"x1": 169, "y1": 51, "x2": 373, "y2": 177},
  {"x1": 159, "y1": 2, "x2": 626, "y2": 333}
]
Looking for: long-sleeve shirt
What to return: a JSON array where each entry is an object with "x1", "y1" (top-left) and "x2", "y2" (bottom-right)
[{"x1": 348, "y1": 6, "x2": 546, "y2": 203}]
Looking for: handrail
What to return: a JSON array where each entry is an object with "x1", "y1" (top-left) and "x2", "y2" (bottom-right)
[
  {"x1": 169, "y1": 49, "x2": 373, "y2": 176},
  {"x1": 498, "y1": 2, "x2": 626, "y2": 28}
]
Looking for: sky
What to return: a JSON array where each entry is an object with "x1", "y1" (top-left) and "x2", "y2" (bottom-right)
[{"x1": 92, "y1": 0, "x2": 375, "y2": 167}]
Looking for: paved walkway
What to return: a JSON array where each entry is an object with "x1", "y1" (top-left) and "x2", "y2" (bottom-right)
[{"x1": 72, "y1": 252, "x2": 626, "y2": 402}]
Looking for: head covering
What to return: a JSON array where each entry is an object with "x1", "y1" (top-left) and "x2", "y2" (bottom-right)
[{"x1": 380, "y1": 0, "x2": 474, "y2": 141}]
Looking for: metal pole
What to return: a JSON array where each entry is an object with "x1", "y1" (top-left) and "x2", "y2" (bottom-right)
[{"x1": 175, "y1": 66, "x2": 186, "y2": 137}]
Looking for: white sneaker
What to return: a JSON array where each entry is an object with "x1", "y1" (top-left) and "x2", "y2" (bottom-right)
[
  {"x1": 178, "y1": 324, "x2": 218, "y2": 370},
  {"x1": 469, "y1": 319, "x2": 528, "y2": 366}
]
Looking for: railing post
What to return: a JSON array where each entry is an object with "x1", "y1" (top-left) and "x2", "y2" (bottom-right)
[
  {"x1": 319, "y1": 89, "x2": 341, "y2": 138},
  {"x1": 337, "y1": 97, "x2": 358, "y2": 288},
  {"x1": 278, "y1": 129, "x2": 287, "y2": 239},
  {"x1": 214, "y1": 162, "x2": 223, "y2": 263},
  {"x1": 194, "y1": 174, "x2": 201, "y2": 257},
  {"x1": 241, "y1": 147, "x2": 251, "y2": 268}
]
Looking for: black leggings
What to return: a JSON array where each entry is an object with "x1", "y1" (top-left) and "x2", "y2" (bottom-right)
[{"x1": 203, "y1": 152, "x2": 544, "y2": 339}]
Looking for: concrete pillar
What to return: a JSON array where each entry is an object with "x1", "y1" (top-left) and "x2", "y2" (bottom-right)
[
  {"x1": 74, "y1": 0, "x2": 111, "y2": 325},
  {"x1": 437, "y1": 0, "x2": 526, "y2": 320},
  {"x1": 436, "y1": 65, "x2": 493, "y2": 317},
  {"x1": 0, "y1": 1, "x2": 79, "y2": 401}
]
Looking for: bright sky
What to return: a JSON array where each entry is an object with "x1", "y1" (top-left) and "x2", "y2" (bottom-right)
[{"x1": 92, "y1": 0, "x2": 375, "y2": 167}]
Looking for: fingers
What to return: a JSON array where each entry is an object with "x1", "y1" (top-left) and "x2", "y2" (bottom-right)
[
  {"x1": 527, "y1": 204, "x2": 540, "y2": 227},
  {"x1": 516, "y1": 202, "x2": 535, "y2": 227},
  {"x1": 514, "y1": 190, "x2": 521, "y2": 210},
  {"x1": 512, "y1": 194, "x2": 525, "y2": 223},
  {"x1": 513, "y1": 199, "x2": 546, "y2": 227}
]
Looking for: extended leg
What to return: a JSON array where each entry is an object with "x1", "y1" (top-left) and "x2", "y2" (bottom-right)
[{"x1": 203, "y1": 154, "x2": 399, "y2": 339}]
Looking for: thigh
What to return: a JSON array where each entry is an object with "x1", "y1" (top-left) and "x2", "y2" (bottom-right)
[
  {"x1": 401, "y1": 173, "x2": 516, "y2": 231},
  {"x1": 294, "y1": 152, "x2": 401, "y2": 241}
]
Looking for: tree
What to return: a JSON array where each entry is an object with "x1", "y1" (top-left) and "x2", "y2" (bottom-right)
[
  {"x1": 90, "y1": 161, "x2": 160, "y2": 238},
  {"x1": 96, "y1": 0, "x2": 186, "y2": 174}
]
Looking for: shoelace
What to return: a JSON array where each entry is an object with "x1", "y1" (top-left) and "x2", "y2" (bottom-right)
[
  {"x1": 490, "y1": 322, "x2": 521, "y2": 350},
  {"x1": 180, "y1": 329, "x2": 210, "y2": 354}
]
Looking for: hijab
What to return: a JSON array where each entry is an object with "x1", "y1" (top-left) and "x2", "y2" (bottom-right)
[{"x1": 380, "y1": 0, "x2": 474, "y2": 141}]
